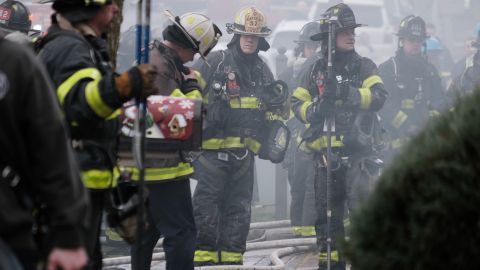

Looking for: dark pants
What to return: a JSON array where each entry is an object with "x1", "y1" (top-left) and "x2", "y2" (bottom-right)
[
  {"x1": 314, "y1": 159, "x2": 347, "y2": 252},
  {"x1": 288, "y1": 151, "x2": 316, "y2": 227},
  {"x1": 130, "y1": 179, "x2": 196, "y2": 270},
  {"x1": 192, "y1": 150, "x2": 254, "y2": 254},
  {"x1": 314, "y1": 153, "x2": 381, "y2": 269},
  {"x1": 86, "y1": 189, "x2": 107, "y2": 270}
]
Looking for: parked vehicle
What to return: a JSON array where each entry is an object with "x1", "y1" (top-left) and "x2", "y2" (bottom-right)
[{"x1": 266, "y1": 19, "x2": 309, "y2": 76}]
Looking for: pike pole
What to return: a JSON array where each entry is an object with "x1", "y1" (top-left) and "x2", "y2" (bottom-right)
[
  {"x1": 133, "y1": 0, "x2": 151, "y2": 267},
  {"x1": 324, "y1": 14, "x2": 337, "y2": 270}
]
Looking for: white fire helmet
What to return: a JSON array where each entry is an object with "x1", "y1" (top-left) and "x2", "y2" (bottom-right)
[{"x1": 165, "y1": 10, "x2": 222, "y2": 59}]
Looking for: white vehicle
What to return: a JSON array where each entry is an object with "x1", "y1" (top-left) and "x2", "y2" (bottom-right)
[
  {"x1": 266, "y1": 20, "x2": 310, "y2": 77},
  {"x1": 269, "y1": 20, "x2": 309, "y2": 52},
  {"x1": 308, "y1": 0, "x2": 395, "y2": 64}
]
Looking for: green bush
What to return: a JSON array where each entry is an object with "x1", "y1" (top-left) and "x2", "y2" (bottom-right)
[{"x1": 344, "y1": 87, "x2": 480, "y2": 270}]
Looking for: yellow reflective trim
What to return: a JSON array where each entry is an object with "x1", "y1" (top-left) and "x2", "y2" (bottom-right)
[
  {"x1": 81, "y1": 169, "x2": 113, "y2": 189},
  {"x1": 229, "y1": 97, "x2": 261, "y2": 109},
  {"x1": 297, "y1": 135, "x2": 314, "y2": 153},
  {"x1": 361, "y1": 75, "x2": 383, "y2": 89},
  {"x1": 185, "y1": 15, "x2": 196, "y2": 25},
  {"x1": 300, "y1": 226, "x2": 316, "y2": 237},
  {"x1": 85, "y1": 80, "x2": 115, "y2": 118},
  {"x1": 299, "y1": 142, "x2": 313, "y2": 154},
  {"x1": 344, "y1": 218, "x2": 350, "y2": 228},
  {"x1": 319, "y1": 250, "x2": 339, "y2": 262},
  {"x1": 106, "y1": 109, "x2": 121, "y2": 120},
  {"x1": 441, "y1": 71, "x2": 451, "y2": 78},
  {"x1": 293, "y1": 226, "x2": 303, "y2": 236},
  {"x1": 391, "y1": 138, "x2": 406, "y2": 149},
  {"x1": 293, "y1": 87, "x2": 312, "y2": 102},
  {"x1": 202, "y1": 137, "x2": 261, "y2": 153},
  {"x1": 265, "y1": 112, "x2": 284, "y2": 120},
  {"x1": 306, "y1": 135, "x2": 344, "y2": 151},
  {"x1": 300, "y1": 101, "x2": 313, "y2": 122},
  {"x1": 57, "y1": 68, "x2": 101, "y2": 105},
  {"x1": 401, "y1": 99, "x2": 415, "y2": 109},
  {"x1": 195, "y1": 27, "x2": 205, "y2": 36},
  {"x1": 392, "y1": 110, "x2": 408, "y2": 129},
  {"x1": 120, "y1": 162, "x2": 193, "y2": 181},
  {"x1": 194, "y1": 250, "x2": 219, "y2": 263},
  {"x1": 429, "y1": 110, "x2": 440, "y2": 117},
  {"x1": 203, "y1": 94, "x2": 209, "y2": 104},
  {"x1": 466, "y1": 55, "x2": 474, "y2": 69},
  {"x1": 220, "y1": 251, "x2": 243, "y2": 263},
  {"x1": 186, "y1": 89, "x2": 202, "y2": 100},
  {"x1": 359, "y1": 88, "x2": 372, "y2": 110},
  {"x1": 194, "y1": 70, "x2": 207, "y2": 89},
  {"x1": 105, "y1": 227, "x2": 123, "y2": 241},
  {"x1": 288, "y1": 109, "x2": 296, "y2": 121},
  {"x1": 171, "y1": 88, "x2": 186, "y2": 97}
]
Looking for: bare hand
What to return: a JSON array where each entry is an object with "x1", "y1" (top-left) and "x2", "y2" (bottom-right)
[{"x1": 47, "y1": 247, "x2": 88, "y2": 270}]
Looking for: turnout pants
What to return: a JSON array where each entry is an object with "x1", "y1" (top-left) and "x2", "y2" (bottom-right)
[
  {"x1": 130, "y1": 178, "x2": 196, "y2": 270},
  {"x1": 288, "y1": 151, "x2": 316, "y2": 236},
  {"x1": 86, "y1": 189, "x2": 108, "y2": 270},
  {"x1": 314, "y1": 156, "x2": 347, "y2": 269},
  {"x1": 192, "y1": 150, "x2": 254, "y2": 264},
  {"x1": 314, "y1": 152, "x2": 382, "y2": 269}
]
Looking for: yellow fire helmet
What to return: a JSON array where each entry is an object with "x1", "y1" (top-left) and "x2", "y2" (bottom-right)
[
  {"x1": 165, "y1": 10, "x2": 222, "y2": 59},
  {"x1": 226, "y1": 6, "x2": 272, "y2": 37}
]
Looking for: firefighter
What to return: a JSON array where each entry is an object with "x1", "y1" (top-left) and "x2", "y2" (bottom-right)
[
  {"x1": 0, "y1": 0, "x2": 34, "y2": 47},
  {"x1": 37, "y1": 0, "x2": 158, "y2": 269},
  {"x1": 192, "y1": 6, "x2": 289, "y2": 266},
  {"x1": 118, "y1": 11, "x2": 221, "y2": 270},
  {"x1": 448, "y1": 25, "x2": 480, "y2": 99},
  {"x1": 291, "y1": 3, "x2": 387, "y2": 269},
  {"x1": 0, "y1": 29, "x2": 88, "y2": 270},
  {"x1": 279, "y1": 21, "x2": 321, "y2": 238},
  {"x1": 0, "y1": 0, "x2": 31, "y2": 34},
  {"x1": 379, "y1": 15, "x2": 445, "y2": 163}
]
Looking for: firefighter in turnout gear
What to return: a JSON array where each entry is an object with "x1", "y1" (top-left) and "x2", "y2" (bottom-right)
[
  {"x1": 291, "y1": 4, "x2": 387, "y2": 269},
  {"x1": 279, "y1": 21, "x2": 321, "y2": 238},
  {"x1": 37, "y1": 0, "x2": 158, "y2": 268},
  {"x1": 379, "y1": 15, "x2": 445, "y2": 163},
  {"x1": 0, "y1": 28, "x2": 89, "y2": 270},
  {"x1": 192, "y1": 6, "x2": 289, "y2": 266},
  {"x1": 119, "y1": 11, "x2": 221, "y2": 270},
  {"x1": 448, "y1": 25, "x2": 480, "y2": 99},
  {"x1": 0, "y1": 0, "x2": 34, "y2": 47},
  {"x1": 0, "y1": 0, "x2": 31, "y2": 34}
]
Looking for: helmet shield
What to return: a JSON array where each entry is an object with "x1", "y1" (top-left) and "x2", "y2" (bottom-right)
[{"x1": 226, "y1": 6, "x2": 272, "y2": 37}]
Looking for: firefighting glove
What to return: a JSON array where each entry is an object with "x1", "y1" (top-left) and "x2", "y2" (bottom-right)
[
  {"x1": 323, "y1": 77, "x2": 338, "y2": 101},
  {"x1": 313, "y1": 99, "x2": 336, "y2": 117},
  {"x1": 182, "y1": 79, "x2": 201, "y2": 93},
  {"x1": 264, "y1": 80, "x2": 289, "y2": 110},
  {"x1": 182, "y1": 68, "x2": 202, "y2": 93},
  {"x1": 115, "y1": 64, "x2": 158, "y2": 100}
]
